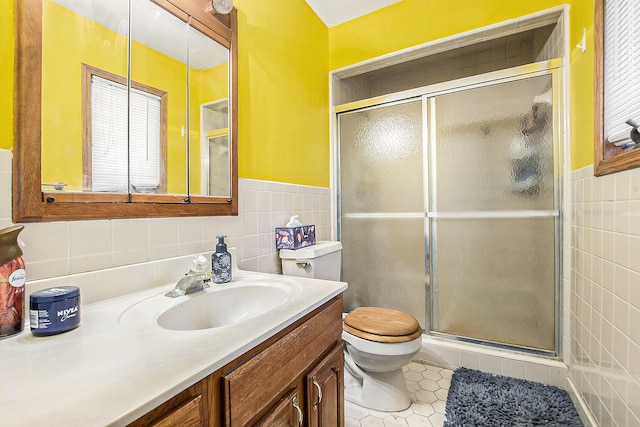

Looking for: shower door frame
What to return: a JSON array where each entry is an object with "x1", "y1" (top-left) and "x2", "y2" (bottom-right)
[{"x1": 335, "y1": 59, "x2": 564, "y2": 357}]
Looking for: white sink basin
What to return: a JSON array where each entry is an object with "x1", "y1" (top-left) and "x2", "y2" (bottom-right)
[
  {"x1": 158, "y1": 284, "x2": 289, "y2": 331},
  {"x1": 117, "y1": 275, "x2": 307, "y2": 332}
]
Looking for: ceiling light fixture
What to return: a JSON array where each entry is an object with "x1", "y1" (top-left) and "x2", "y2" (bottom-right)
[{"x1": 211, "y1": 0, "x2": 233, "y2": 14}]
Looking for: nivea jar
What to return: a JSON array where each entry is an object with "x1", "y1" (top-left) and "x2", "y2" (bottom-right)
[{"x1": 30, "y1": 286, "x2": 80, "y2": 336}]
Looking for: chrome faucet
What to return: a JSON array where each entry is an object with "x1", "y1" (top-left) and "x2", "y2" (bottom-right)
[{"x1": 165, "y1": 255, "x2": 211, "y2": 298}]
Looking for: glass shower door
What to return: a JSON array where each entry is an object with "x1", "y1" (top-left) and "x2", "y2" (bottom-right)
[
  {"x1": 338, "y1": 100, "x2": 426, "y2": 327},
  {"x1": 429, "y1": 74, "x2": 559, "y2": 352}
]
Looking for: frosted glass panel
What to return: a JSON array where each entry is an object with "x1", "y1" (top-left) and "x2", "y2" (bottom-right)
[
  {"x1": 430, "y1": 74, "x2": 558, "y2": 352},
  {"x1": 432, "y1": 217, "x2": 556, "y2": 351},
  {"x1": 339, "y1": 101, "x2": 424, "y2": 214},
  {"x1": 432, "y1": 75, "x2": 554, "y2": 211},
  {"x1": 342, "y1": 217, "x2": 425, "y2": 329},
  {"x1": 339, "y1": 100, "x2": 425, "y2": 327}
]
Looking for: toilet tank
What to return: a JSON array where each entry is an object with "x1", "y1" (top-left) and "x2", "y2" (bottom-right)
[{"x1": 279, "y1": 241, "x2": 342, "y2": 281}]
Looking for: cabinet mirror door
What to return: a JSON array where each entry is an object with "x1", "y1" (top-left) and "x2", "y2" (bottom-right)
[{"x1": 15, "y1": 0, "x2": 238, "y2": 222}]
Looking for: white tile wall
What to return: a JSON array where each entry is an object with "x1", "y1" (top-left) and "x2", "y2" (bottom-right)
[
  {"x1": 235, "y1": 178, "x2": 331, "y2": 273},
  {"x1": 570, "y1": 164, "x2": 640, "y2": 426},
  {"x1": 0, "y1": 149, "x2": 331, "y2": 281}
]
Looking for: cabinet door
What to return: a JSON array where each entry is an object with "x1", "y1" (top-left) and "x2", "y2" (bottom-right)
[
  {"x1": 305, "y1": 343, "x2": 344, "y2": 427},
  {"x1": 255, "y1": 388, "x2": 304, "y2": 427}
]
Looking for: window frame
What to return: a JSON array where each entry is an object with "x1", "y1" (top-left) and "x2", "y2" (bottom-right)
[
  {"x1": 594, "y1": 0, "x2": 640, "y2": 176},
  {"x1": 82, "y1": 64, "x2": 168, "y2": 194}
]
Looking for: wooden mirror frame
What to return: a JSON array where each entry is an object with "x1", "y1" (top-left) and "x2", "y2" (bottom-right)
[
  {"x1": 13, "y1": 0, "x2": 238, "y2": 222},
  {"x1": 594, "y1": 0, "x2": 640, "y2": 176}
]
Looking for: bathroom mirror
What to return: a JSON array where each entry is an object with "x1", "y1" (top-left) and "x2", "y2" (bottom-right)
[{"x1": 13, "y1": 0, "x2": 238, "y2": 222}]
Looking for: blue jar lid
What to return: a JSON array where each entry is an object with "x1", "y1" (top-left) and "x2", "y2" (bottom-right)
[{"x1": 30, "y1": 286, "x2": 80, "y2": 303}]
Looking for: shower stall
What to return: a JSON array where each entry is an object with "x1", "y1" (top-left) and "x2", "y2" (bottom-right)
[{"x1": 336, "y1": 62, "x2": 562, "y2": 355}]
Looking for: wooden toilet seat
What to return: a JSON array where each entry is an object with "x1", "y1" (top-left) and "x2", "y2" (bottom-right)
[{"x1": 343, "y1": 307, "x2": 422, "y2": 343}]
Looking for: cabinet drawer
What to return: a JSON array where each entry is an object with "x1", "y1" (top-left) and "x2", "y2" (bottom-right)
[
  {"x1": 223, "y1": 297, "x2": 343, "y2": 426},
  {"x1": 128, "y1": 379, "x2": 207, "y2": 427}
]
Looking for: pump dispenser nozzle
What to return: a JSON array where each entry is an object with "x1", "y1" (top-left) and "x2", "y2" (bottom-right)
[{"x1": 216, "y1": 235, "x2": 228, "y2": 253}]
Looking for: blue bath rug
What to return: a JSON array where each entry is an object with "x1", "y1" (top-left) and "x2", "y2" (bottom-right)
[{"x1": 443, "y1": 367, "x2": 582, "y2": 427}]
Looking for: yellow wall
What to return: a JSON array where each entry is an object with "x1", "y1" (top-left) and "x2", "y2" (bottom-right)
[
  {"x1": 3, "y1": 0, "x2": 596, "y2": 191},
  {"x1": 0, "y1": 0, "x2": 14, "y2": 151},
  {"x1": 328, "y1": 0, "x2": 595, "y2": 170},
  {"x1": 567, "y1": 2, "x2": 596, "y2": 170},
  {"x1": 234, "y1": 0, "x2": 330, "y2": 187}
]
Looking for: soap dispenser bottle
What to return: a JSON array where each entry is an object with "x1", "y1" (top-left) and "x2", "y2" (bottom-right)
[
  {"x1": 212, "y1": 235, "x2": 232, "y2": 284},
  {"x1": 0, "y1": 225, "x2": 26, "y2": 339}
]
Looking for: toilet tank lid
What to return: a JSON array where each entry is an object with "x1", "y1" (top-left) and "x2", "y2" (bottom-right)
[{"x1": 279, "y1": 241, "x2": 343, "y2": 259}]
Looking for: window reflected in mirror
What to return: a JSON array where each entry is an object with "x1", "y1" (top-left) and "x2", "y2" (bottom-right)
[{"x1": 83, "y1": 64, "x2": 168, "y2": 193}]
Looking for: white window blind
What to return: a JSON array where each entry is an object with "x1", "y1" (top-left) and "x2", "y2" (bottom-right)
[
  {"x1": 91, "y1": 76, "x2": 161, "y2": 192},
  {"x1": 604, "y1": 0, "x2": 640, "y2": 146}
]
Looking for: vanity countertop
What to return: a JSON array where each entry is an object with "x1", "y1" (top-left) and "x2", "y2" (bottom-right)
[{"x1": 0, "y1": 269, "x2": 347, "y2": 426}]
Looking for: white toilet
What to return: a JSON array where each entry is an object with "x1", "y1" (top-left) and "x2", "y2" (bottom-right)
[{"x1": 279, "y1": 241, "x2": 423, "y2": 412}]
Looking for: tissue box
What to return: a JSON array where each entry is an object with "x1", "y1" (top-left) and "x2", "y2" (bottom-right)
[{"x1": 275, "y1": 225, "x2": 316, "y2": 250}]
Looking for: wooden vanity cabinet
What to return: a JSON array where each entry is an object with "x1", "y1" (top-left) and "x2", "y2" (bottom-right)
[
  {"x1": 222, "y1": 296, "x2": 344, "y2": 426},
  {"x1": 127, "y1": 295, "x2": 343, "y2": 427}
]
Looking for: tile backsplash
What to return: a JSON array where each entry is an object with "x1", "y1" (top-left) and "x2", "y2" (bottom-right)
[{"x1": 0, "y1": 149, "x2": 331, "y2": 281}]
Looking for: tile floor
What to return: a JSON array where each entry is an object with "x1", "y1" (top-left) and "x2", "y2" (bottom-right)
[{"x1": 345, "y1": 362, "x2": 453, "y2": 427}]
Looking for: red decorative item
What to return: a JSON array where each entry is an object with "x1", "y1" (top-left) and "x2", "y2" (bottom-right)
[{"x1": 0, "y1": 225, "x2": 26, "y2": 338}]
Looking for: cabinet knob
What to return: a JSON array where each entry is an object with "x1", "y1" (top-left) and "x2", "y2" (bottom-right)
[
  {"x1": 312, "y1": 376, "x2": 323, "y2": 411},
  {"x1": 292, "y1": 396, "x2": 303, "y2": 426}
]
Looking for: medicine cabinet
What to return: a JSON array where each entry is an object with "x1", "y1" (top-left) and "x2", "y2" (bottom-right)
[{"x1": 13, "y1": 0, "x2": 238, "y2": 221}]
